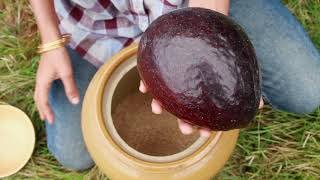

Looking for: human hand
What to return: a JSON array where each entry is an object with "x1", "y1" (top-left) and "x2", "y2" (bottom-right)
[
  {"x1": 34, "y1": 47, "x2": 79, "y2": 124},
  {"x1": 139, "y1": 80, "x2": 264, "y2": 137},
  {"x1": 189, "y1": 0, "x2": 230, "y2": 16}
]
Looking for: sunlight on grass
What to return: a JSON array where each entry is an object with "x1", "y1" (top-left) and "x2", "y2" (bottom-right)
[{"x1": 0, "y1": 0, "x2": 319, "y2": 179}]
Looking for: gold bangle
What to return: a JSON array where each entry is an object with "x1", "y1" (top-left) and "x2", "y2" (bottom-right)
[
  {"x1": 37, "y1": 34, "x2": 71, "y2": 54},
  {"x1": 38, "y1": 34, "x2": 70, "y2": 48},
  {"x1": 37, "y1": 43, "x2": 68, "y2": 54}
]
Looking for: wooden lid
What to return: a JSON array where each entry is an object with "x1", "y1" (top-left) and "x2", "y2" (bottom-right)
[{"x1": 0, "y1": 105, "x2": 35, "y2": 178}]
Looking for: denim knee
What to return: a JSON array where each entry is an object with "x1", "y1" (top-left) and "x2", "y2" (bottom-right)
[
  {"x1": 260, "y1": 54, "x2": 320, "y2": 115},
  {"x1": 230, "y1": 0, "x2": 320, "y2": 114},
  {"x1": 272, "y1": 88, "x2": 320, "y2": 115},
  {"x1": 46, "y1": 87, "x2": 95, "y2": 171},
  {"x1": 45, "y1": 47, "x2": 97, "y2": 171},
  {"x1": 47, "y1": 132, "x2": 94, "y2": 171}
]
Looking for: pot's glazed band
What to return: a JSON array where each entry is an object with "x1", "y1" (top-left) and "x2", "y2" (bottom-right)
[{"x1": 82, "y1": 44, "x2": 239, "y2": 179}]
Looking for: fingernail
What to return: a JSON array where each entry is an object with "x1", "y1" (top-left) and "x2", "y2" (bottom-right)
[
  {"x1": 71, "y1": 97, "x2": 80, "y2": 104},
  {"x1": 259, "y1": 97, "x2": 264, "y2": 109},
  {"x1": 180, "y1": 125, "x2": 193, "y2": 135},
  {"x1": 46, "y1": 116, "x2": 53, "y2": 124},
  {"x1": 200, "y1": 130, "x2": 211, "y2": 138},
  {"x1": 139, "y1": 82, "x2": 146, "y2": 93},
  {"x1": 152, "y1": 107, "x2": 162, "y2": 114},
  {"x1": 151, "y1": 100, "x2": 162, "y2": 114},
  {"x1": 182, "y1": 127, "x2": 193, "y2": 135}
]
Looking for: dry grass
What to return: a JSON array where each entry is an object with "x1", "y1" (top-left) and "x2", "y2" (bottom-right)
[{"x1": 0, "y1": 0, "x2": 319, "y2": 179}]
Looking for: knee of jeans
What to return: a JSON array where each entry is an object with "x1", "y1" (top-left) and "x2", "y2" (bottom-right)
[
  {"x1": 273, "y1": 87, "x2": 320, "y2": 115},
  {"x1": 290, "y1": 98, "x2": 319, "y2": 115},
  {"x1": 48, "y1": 142, "x2": 94, "y2": 171}
]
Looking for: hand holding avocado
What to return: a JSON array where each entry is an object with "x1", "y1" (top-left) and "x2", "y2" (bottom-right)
[
  {"x1": 139, "y1": 80, "x2": 211, "y2": 137},
  {"x1": 139, "y1": 80, "x2": 264, "y2": 137},
  {"x1": 137, "y1": 8, "x2": 264, "y2": 134}
]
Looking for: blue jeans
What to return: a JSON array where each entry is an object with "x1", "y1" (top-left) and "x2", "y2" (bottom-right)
[{"x1": 46, "y1": 0, "x2": 320, "y2": 170}]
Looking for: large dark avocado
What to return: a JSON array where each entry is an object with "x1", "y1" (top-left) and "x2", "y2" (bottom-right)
[{"x1": 137, "y1": 8, "x2": 261, "y2": 131}]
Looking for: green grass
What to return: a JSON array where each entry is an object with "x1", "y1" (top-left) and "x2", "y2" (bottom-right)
[{"x1": 0, "y1": 0, "x2": 319, "y2": 179}]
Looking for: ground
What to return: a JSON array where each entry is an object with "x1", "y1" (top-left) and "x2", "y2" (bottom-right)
[{"x1": 0, "y1": 0, "x2": 319, "y2": 179}]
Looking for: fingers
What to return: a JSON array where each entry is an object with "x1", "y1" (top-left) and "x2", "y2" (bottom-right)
[
  {"x1": 178, "y1": 119, "x2": 212, "y2": 138},
  {"x1": 35, "y1": 79, "x2": 54, "y2": 124},
  {"x1": 199, "y1": 129, "x2": 211, "y2": 138},
  {"x1": 141, "y1": 78, "x2": 211, "y2": 138},
  {"x1": 151, "y1": 99, "x2": 162, "y2": 114},
  {"x1": 35, "y1": 96, "x2": 44, "y2": 120},
  {"x1": 140, "y1": 80, "x2": 162, "y2": 114},
  {"x1": 139, "y1": 80, "x2": 148, "y2": 93},
  {"x1": 35, "y1": 71, "x2": 79, "y2": 124},
  {"x1": 178, "y1": 119, "x2": 194, "y2": 135},
  {"x1": 61, "y1": 73, "x2": 80, "y2": 105},
  {"x1": 259, "y1": 97, "x2": 264, "y2": 109},
  {"x1": 142, "y1": 80, "x2": 162, "y2": 114}
]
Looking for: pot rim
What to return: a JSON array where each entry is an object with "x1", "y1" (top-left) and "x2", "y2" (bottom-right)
[
  {"x1": 82, "y1": 44, "x2": 239, "y2": 174},
  {"x1": 102, "y1": 55, "x2": 218, "y2": 163}
]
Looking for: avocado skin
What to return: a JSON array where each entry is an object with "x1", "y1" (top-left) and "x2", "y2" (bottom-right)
[{"x1": 137, "y1": 8, "x2": 261, "y2": 131}]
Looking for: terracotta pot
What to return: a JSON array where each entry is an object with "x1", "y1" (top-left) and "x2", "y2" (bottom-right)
[{"x1": 82, "y1": 44, "x2": 239, "y2": 180}]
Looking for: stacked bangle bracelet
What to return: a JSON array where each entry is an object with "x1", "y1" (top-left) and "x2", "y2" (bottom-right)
[{"x1": 37, "y1": 34, "x2": 71, "y2": 54}]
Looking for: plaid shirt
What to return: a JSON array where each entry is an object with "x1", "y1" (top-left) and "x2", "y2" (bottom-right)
[{"x1": 54, "y1": 0, "x2": 187, "y2": 67}]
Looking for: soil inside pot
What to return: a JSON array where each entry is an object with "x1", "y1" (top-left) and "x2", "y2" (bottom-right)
[{"x1": 111, "y1": 68, "x2": 200, "y2": 156}]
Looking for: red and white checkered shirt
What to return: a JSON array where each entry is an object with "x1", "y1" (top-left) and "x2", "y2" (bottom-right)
[{"x1": 54, "y1": 0, "x2": 187, "y2": 67}]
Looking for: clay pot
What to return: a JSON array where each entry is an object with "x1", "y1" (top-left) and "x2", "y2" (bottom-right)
[{"x1": 82, "y1": 44, "x2": 239, "y2": 180}]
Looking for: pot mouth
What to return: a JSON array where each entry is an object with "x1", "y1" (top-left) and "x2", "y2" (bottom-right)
[{"x1": 102, "y1": 56, "x2": 216, "y2": 163}]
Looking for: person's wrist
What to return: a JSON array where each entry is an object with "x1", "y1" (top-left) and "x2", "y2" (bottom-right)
[
  {"x1": 37, "y1": 34, "x2": 70, "y2": 54},
  {"x1": 40, "y1": 30, "x2": 62, "y2": 44},
  {"x1": 40, "y1": 46, "x2": 65, "y2": 56}
]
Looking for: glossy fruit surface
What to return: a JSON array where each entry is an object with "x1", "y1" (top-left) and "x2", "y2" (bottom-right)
[{"x1": 137, "y1": 8, "x2": 261, "y2": 131}]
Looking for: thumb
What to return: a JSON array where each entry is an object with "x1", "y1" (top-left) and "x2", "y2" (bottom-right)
[
  {"x1": 259, "y1": 97, "x2": 264, "y2": 109},
  {"x1": 61, "y1": 73, "x2": 80, "y2": 105}
]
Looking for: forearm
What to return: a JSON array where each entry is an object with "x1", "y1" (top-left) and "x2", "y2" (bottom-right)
[
  {"x1": 189, "y1": 0, "x2": 230, "y2": 16},
  {"x1": 29, "y1": 0, "x2": 61, "y2": 43}
]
